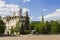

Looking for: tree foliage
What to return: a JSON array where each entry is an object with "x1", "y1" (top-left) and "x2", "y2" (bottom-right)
[
  {"x1": 0, "y1": 16, "x2": 6, "y2": 35},
  {"x1": 10, "y1": 26, "x2": 14, "y2": 35},
  {"x1": 50, "y1": 21, "x2": 58, "y2": 34},
  {"x1": 14, "y1": 21, "x2": 20, "y2": 34},
  {"x1": 30, "y1": 20, "x2": 60, "y2": 34}
]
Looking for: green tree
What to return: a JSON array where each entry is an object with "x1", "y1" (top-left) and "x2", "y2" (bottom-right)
[
  {"x1": 14, "y1": 21, "x2": 20, "y2": 35},
  {"x1": 30, "y1": 22, "x2": 35, "y2": 30},
  {"x1": 39, "y1": 22, "x2": 47, "y2": 34},
  {"x1": 29, "y1": 22, "x2": 40, "y2": 34},
  {"x1": 30, "y1": 22, "x2": 40, "y2": 30},
  {"x1": 50, "y1": 21, "x2": 58, "y2": 34},
  {"x1": 57, "y1": 23, "x2": 60, "y2": 34},
  {"x1": 10, "y1": 26, "x2": 14, "y2": 35},
  {"x1": 34, "y1": 22, "x2": 47, "y2": 34},
  {"x1": 46, "y1": 21, "x2": 51, "y2": 34},
  {"x1": 20, "y1": 23, "x2": 30, "y2": 34},
  {"x1": 0, "y1": 16, "x2": 6, "y2": 35},
  {"x1": 34, "y1": 24, "x2": 39, "y2": 32},
  {"x1": 30, "y1": 20, "x2": 60, "y2": 34}
]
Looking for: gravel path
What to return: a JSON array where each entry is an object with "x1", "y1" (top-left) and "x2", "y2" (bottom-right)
[{"x1": 0, "y1": 35, "x2": 60, "y2": 40}]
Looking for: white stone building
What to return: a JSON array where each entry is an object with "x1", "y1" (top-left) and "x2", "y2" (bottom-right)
[{"x1": 2, "y1": 8, "x2": 30, "y2": 35}]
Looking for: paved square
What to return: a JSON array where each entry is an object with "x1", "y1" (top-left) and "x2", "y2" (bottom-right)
[{"x1": 0, "y1": 35, "x2": 60, "y2": 40}]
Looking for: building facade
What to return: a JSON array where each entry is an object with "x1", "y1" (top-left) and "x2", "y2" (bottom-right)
[{"x1": 3, "y1": 8, "x2": 30, "y2": 35}]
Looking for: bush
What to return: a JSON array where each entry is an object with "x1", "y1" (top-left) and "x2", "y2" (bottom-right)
[{"x1": 24, "y1": 30, "x2": 30, "y2": 34}]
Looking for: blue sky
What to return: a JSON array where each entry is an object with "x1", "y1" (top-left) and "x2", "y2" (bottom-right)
[{"x1": 1, "y1": 0, "x2": 60, "y2": 21}]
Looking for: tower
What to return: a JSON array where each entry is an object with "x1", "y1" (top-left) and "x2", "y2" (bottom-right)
[
  {"x1": 42, "y1": 12, "x2": 44, "y2": 23},
  {"x1": 25, "y1": 10, "x2": 30, "y2": 30},
  {"x1": 19, "y1": 9, "x2": 22, "y2": 17},
  {"x1": 19, "y1": 9, "x2": 23, "y2": 28},
  {"x1": 18, "y1": 9, "x2": 22, "y2": 22},
  {"x1": 18, "y1": 8, "x2": 30, "y2": 34},
  {"x1": 25, "y1": 10, "x2": 28, "y2": 17}
]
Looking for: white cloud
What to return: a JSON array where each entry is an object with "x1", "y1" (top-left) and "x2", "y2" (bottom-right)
[
  {"x1": 22, "y1": 8, "x2": 30, "y2": 16},
  {"x1": 0, "y1": 0, "x2": 6, "y2": 7},
  {"x1": 30, "y1": 16, "x2": 33, "y2": 19},
  {"x1": 0, "y1": 0, "x2": 20, "y2": 17},
  {"x1": 43, "y1": 9, "x2": 47, "y2": 12},
  {"x1": 29, "y1": 16, "x2": 34, "y2": 21},
  {"x1": 38, "y1": 9, "x2": 60, "y2": 21},
  {"x1": 56, "y1": 9, "x2": 60, "y2": 12},
  {"x1": 22, "y1": 8, "x2": 30, "y2": 12},
  {"x1": 23, "y1": 0, "x2": 31, "y2": 3}
]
